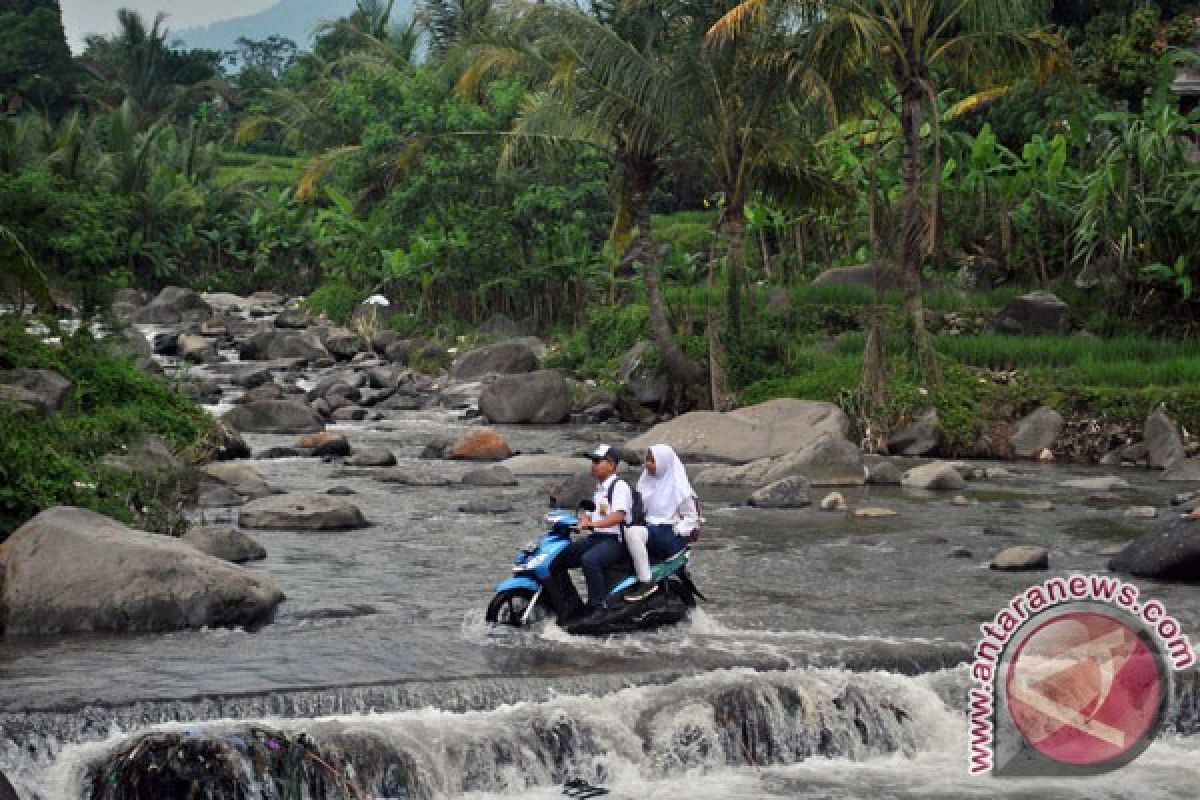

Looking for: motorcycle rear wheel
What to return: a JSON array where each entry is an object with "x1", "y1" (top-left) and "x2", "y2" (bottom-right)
[{"x1": 485, "y1": 588, "x2": 543, "y2": 627}]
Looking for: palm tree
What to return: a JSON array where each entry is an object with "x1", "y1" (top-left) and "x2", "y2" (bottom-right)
[{"x1": 711, "y1": 0, "x2": 1064, "y2": 382}]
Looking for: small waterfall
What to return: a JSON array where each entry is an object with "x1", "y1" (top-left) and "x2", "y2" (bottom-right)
[{"x1": 44, "y1": 667, "x2": 953, "y2": 800}]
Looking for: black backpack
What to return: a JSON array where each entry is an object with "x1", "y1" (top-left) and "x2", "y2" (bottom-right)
[{"x1": 607, "y1": 479, "x2": 645, "y2": 529}]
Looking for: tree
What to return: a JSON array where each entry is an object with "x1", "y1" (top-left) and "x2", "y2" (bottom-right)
[
  {"x1": 0, "y1": 0, "x2": 75, "y2": 114},
  {"x1": 712, "y1": 0, "x2": 1064, "y2": 383}
]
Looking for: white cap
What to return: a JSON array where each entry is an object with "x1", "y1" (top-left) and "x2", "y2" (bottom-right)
[{"x1": 588, "y1": 444, "x2": 621, "y2": 462}]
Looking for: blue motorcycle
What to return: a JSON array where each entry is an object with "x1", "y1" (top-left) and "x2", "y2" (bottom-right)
[{"x1": 485, "y1": 510, "x2": 703, "y2": 635}]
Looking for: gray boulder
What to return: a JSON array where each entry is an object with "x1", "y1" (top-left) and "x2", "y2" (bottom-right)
[
  {"x1": 2, "y1": 368, "x2": 72, "y2": 413},
  {"x1": 201, "y1": 463, "x2": 271, "y2": 500},
  {"x1": 887, "y1": 409, "x2": 940, "y2": 456},
  {"x1": 812, "y1": 263, "x2": 903, "y2": 290},
  {"x1": 748, "y1": 476, "x2": 811, "y2": 508},
  {"x1": 866, "y1": 460, "x2": 903, "y2": 485},
  {"x1": 499, "y1": 455, "x2": 591, "y2": 475},
  {"x1": 239, "y1": 493, "x2": 368, "y2": 530},
  {"x1": 1010, "y1": 407, "x2": 1064, "y2": 458},
  {"x1": 0, "y1": 507, "x2": 283, "y2": 634},
  {"x1": 994, "y1": 291, "x2": 1069, "y2": 335},
  {"x1": 181, "y1": 526, "x2": 267, "y2": 563},
  {"x1": 462, "y1": 465, "x2": 519, "y2": 487},
  {"x1": 221, "y1": 401, "x2": 324, "y2": 434},
  {"x1": 450, "y1": 340, "x2": 539, "y2": 381},
  {"x1": 990, "y1": 545, "x2": 1050, "y2": 571},
  {"x1": 345, "y1": 447, "x2": 397, "y2": 467},
  {"x1": 627, "y1": 399, "x2": 850, "y2": 464},
  {"x1": 1163, "y1": 457, "x2": 1200, "y2": 482},
  {"x1": 130, "y1": 287, "x2": 212, "y2": 324},
  {"x1": 1109, "y1": 517, "x2": 1200, "y2": 583},
  {"x1": 479, "y1": 370, "x2": 571, "y2": 424},
  {"x1": 901, "y1": 462, "x2": 966, "y2": 491},
  {"x1": 617, "y1": 341, "x2": 668, "y2": 408},
  {"x1": 177, "y1": 334, "x2": 218, "y2": 364},
  {"x1": 274, "y1": 308, "x2": 312, "y2": 329},
  {"x1": 1058, "y1": 475, "x2": 1130, "y2": 491},
  {"x1": 694, "y1": 431, "x2": 864, "y2": 487},
  {"x1": 323, "y1": 329, "x2": 365, "y2": 361},
  {"x1": 238, "y1": 331, "x2": 330, "y2": 362},
  {"x1": 1144, "y1": 406, "x2": 1185, "y2": 469},
  {"x1": 0, "y1": 384, "x2": 51, "y2": 416}
]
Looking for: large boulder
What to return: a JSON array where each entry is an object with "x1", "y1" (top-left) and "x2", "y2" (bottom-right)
[
  {"x1": 812, "y1": 263, "x2": 903, "y2": 290},
  {"x1": 1109, "y1": 517, "x2": 1200, "y2": 583},
  {"x1": 747, "y1": 476, "x2": 811, "y2": 508},
  {"x1": 239, "y1": 493, "x2": 368, "y2": 530},
  {"x1": 238, "y1": 331, "x2": 330, "y2": 363},
  {"x1": 1144, "y1": 406, "x2": 1185, "y2": 469},
  {"x1": 177, "y1": 333, "x2": 218, "y2": 364},
  {"x1": 990, "y1": 545, "x2": 1050, "y2": 571},
  {"x1": 201, "y1": 463, "x2": 271, "y2": 499},
  {"x1": 499, "y1": 455, "x2": 591, "y2": 475},
  {"x1": 295, "y1": 431, "x2": 351, "y2": 457},
  {"x1": 994, "y1": 291, "x2": 1069, "y2": 335},
  {"x1": 321, "y1": 328, "x2": 365, "y2": 361},
  {"x1": 1163, "y1": 457, "x2": 1200, "y2": 482},
  {"x1": 901, "y1": 462, "x2": 967, "y2": 491},
  {"x1": 449, "y1": 429, "x2": 512, "y2": 461},
  {"x1": 1, "y1": 368, "x2": 72, "y2": 414},
  {"x1": 0, "y1": 507, "x2": 283, "y2": 634},
  {"x1": 274, "y1": 308, "x2": 312, "y2": 329},
  {"x1": 479, "y1": 370, "x2": 571, "y2": 424},
  {"x1": 130, "y1": 287, "x2": 213, "y2": 324},
  {"x1": 693, "y1": 431, "x2": 865, "y2": 487},
  {"x1": 221, "y1": 401, "x2": 324, "y2": 434},
  {"x1": 626, "y1": 399, "x2": 850, "y2": 464},
  {"x1": 345, "y1": 447, "x2": 397, "y2": 467},
  {"x1": 887, "y1": 409, "x2": 940, "y2": 456},
  {"x1": 1009, "y1": 406, "x2": 1064, "y2": 458},
  {"x1": 181, "y1": 526, "x2": 268, "y2": 563},
  {"x1": 617, "y1": 341, "x2": 668, "y2": 408},
  {"x1": 462, "y1": 465, "x2": 518, "y2": 487},
  {"x1": 449, "y1": 340, "x2": 539, "y2": 381}
]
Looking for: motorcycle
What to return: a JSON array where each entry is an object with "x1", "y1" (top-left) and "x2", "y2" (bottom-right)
[{"x1": 485, "y1": 509, "x2": 703, "y2": 636}]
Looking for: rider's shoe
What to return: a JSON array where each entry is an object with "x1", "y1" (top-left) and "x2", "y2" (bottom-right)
[{"x1": 623, "y1": 580, "x2": 658, "y2": 602}]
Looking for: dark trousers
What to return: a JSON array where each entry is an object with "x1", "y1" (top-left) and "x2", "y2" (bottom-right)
[
  {"x1": 553, "y1": 533, "x2": 627, "y2": 610},
  {"x1": 646, "y1": 523, "x2": 688, "y2": 561}
]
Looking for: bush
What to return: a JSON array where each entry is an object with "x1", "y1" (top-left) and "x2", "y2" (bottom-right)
[{"x1": 302, "y1": 282, "x2": 365, "y2": 324}]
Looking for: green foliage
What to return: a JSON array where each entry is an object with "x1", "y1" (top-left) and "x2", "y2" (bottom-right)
[
  {"x1": 0, "y1": 0, "x2": 75, "y2": 114},
  {"x1": 0, "y1": 319, "x2": 214, "y2": 535},
  {"x1": 302, "y1": 281, "x2": 366, "y2": 323}
]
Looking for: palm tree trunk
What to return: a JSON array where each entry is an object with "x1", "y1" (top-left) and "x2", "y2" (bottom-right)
[
  {"x1": 900, "y1": 83, "x2": 940, "y2": 383},
  {"x1": 724, "y1": 203, "x2": 746, "y2": 341},
  {"x1": 626, "y1": 184, "x2": 704, "y2": 387}
]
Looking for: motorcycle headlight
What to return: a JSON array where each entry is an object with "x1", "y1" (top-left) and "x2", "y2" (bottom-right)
[{"x1": 514, "y1": 553, "x2": 548, "y2": 572}]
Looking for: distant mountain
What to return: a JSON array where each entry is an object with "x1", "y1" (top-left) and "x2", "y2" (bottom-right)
[{"x1": 176, "y1": 0, "x2": 417, "y2": 54}]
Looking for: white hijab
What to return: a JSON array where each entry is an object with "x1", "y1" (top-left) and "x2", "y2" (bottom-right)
[{"x1": 637, "y1": 444, "x2": 696, "y2": 518}]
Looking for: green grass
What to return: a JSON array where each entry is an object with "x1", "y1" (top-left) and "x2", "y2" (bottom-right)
[{"x1": 214, "y1": 152, "x2": 304, "y2": 189}]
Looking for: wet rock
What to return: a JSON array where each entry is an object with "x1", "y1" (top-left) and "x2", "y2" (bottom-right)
[
  {"x1": 854, "y1": 507, "x2": 897, "y2": 518},
  {"x1": 345, "y1": 448, "x2": 397, "y2": 468},
  {"x1": 887, "y1": 409, "x2": 939, "y2": 456},
  {"x1": 419, "y1": 442, "x2": 449, "y2": 460},
  {"x1": 331, "y1": 406, "x2": 368, "y2": 422},
  {"x1": 274, "y1": 307, "x2": 312, "y2": 328},
  {"x1": 1058, "y1": 475, "x2": 1130, "y2": 491},
  {"x1": 458, "y1": 499, "x2": 516, "y2": 514},
  {"x1": 1109, "y1": 517, "x2": 1200, "y2": 583},
  {"x1": 375, "y1": 468, "x2": 454, "y2": 487},
  {"x1": 324, "y1": 329, "x2": 365, "y2": 361},
  {"x1": 1124, "y1": 506, "x2": 1159, "y2": 519},
  {"x1": 1009, "y1": 406, "x2": 1064, "y2": 458},
  {"x1": 181, "y1": 526, "x2": 267, "y2": 563},
  {"x1": 208, "y1": 421, "x2": 251, "y2": 461},
  {"x1": 130, "y1": 287, "x2": 212, "y2": 324},
  {"x1": 239, "y1": 493, "x2": 368, "y2": 530},
  {"x1": 617, "y1": 341, "x2": 668, "y2": 408},
  {"x1": 949, "y1": 547, "x2": 974, "y2": 558},
  {"x1": 0, "y1": 507, "x2": 283, "y2": 633},
  {"x1": 990, "y1": 545, "x2": 1049, "y2": 571},
  {"x1": 1171, "y1": 489, "x2": 1200, "y2": 506},
  {"x1": 1162, "y1": 457, "x2": 1200, "y2": 482},
  {"x1": 202, "y1": 463, "x2": 272, "y2": 499},
  {"x1": 238, "y1": 331, "x2": 329, "y2": 362},
  {"x1": 238, "y1": 382, "x2": 284, "y2": 404},
  {"x1": 819, "y1": 492, "x2": 847, "y2": 511},
  {"x1": 256, "y1": 447, "x2": 302, "y2": 459},
  {"x1": 952, "y1": 495, "x2": 970, "y2": 506},
  {"x1": 1020, "y1": 500, "x2": 1056, "y2": 512},
  {"x1": 193, "y1": 483, "x2": 246, "y2": 508},
  {"x1": 1144, "y1": 406, "x2": 1185, "y2": 469},
  {"x1": 866, "y1": 460, "x2": 903, "y2": 485},
  {"x1": 230, "y1": 365, "x2": 274, "y2": 388},
  {"x1": 994, "y1": 291, "x2": 1069, "y2": 335},
  {"x1": 178, "y1": 333, "x2": 218, "y2": 363},
  {"x1": 2, "y1": 367, "x2": 72, "y2": 414},
  {"x1": 499, "y1": 454, "x2": 590, "y2": 475},
  {"x1": 327, "y1": 486, "x2": 356, "y2": 495},
  {"x1": 747, "y1": 476, "x2": 811, "y2": 508},
  {"x1": 693, "y1": 431, "x2": 865, "y2": 487},
  {"x1": 367, "y1": 365, "x2": 402, "y2": 390},
  {"x1": 295, "y1": 431, "x2": 351, "y2": 457},
  {"x1": 222, "y1": 401, "x2": 324, "y2": 434},
  {"x1": 449, "y1": 429, "x2": 512, "y2": 461},
  {"x1": 627, "y1": 398, "x2": 849, "y2": 464},
  {"x1": 901, "y1": 462, "x2": 966, "y2": 491},
  {"x1": 462, "y1": 465, "x2": 518, "y2": 487},
  {"x1": 479, "y1": 369, "x2": 571, "y2": 424},
  {"x1": 449, "y1": 340, "x2": 539, "y2": 381}
]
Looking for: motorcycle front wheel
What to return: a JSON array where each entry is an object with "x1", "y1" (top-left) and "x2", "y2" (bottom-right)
[{"x1": 485, "y1": 588, "x2": 543, "y2": 627}]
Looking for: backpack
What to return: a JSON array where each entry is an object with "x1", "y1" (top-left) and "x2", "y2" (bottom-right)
[{"x1": 607, "y1": 479, "x2": 646, "y2": 530}]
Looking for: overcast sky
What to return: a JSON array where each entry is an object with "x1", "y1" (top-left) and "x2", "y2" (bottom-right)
[{"x1": 59, "y1": 1, "x2": 277, "y2": 52}]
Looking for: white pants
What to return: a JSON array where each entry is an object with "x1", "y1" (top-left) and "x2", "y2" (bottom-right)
[{"x1": 624, "y1": 525, "x2": 653, "y2": 583}]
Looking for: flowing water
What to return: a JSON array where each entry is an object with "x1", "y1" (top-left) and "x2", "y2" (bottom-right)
[{"x1": 2, "y1": 324, "x2": 1198, "y2": 798}]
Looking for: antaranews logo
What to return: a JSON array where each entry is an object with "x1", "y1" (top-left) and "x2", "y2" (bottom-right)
[{"x1": 968, "y1": 574, "x2": 1195, "y2": 777}]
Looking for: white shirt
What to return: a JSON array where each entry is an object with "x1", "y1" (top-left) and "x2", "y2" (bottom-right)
[
  {"x1": 646, "y1": 495, "x2": 699, "y2": 536},
  {"x1": 591, "y1": 475, "x2": 633, "y2": 535}
]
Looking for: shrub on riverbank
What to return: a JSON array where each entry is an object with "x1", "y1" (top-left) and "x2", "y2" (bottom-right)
[{"x1": 0, "y1": 319, "x2": 214, "y2": 538}]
